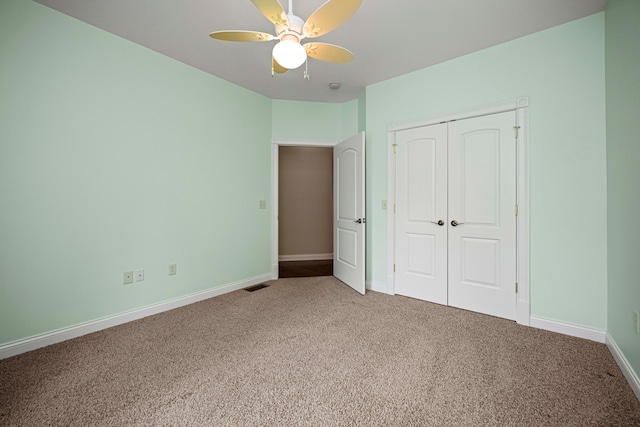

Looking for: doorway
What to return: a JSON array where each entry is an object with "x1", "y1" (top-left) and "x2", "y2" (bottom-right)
[
  {"x1": 271, "y1": 134, "x2": 367, "y2": 294},
  {"x1": 278, "y1": 145, "x2": 333, "y2": 278}
]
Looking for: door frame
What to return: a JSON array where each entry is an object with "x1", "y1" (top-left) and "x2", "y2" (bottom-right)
[
  {"x1": 386, "y1": 98, "x2": 530, "y2": 326},
  {"x1": 271, "y1": 137, "x2": 338, "y2": 280}
]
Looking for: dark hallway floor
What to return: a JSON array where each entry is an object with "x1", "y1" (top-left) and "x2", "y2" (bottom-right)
[{"x1": 279, "y1": 260, "x2": 333, "y2": 278}]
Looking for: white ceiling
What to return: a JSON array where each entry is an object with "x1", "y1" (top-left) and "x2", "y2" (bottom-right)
[{"x1": 34, "y1": 0, "x2": 606, "y2": 103}]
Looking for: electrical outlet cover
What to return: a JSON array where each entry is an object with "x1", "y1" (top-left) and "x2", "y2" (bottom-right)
[
  {"x1": 123, "y1": 271, "x2": 134, "y2": 285},
  {"x1": 135, "y1": 269, "x2": 144, "y2": 282}
]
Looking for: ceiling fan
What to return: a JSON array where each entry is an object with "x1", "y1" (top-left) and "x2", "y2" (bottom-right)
[{"x1": 209, "y1": 0, "x2": 361, "y2": 77}]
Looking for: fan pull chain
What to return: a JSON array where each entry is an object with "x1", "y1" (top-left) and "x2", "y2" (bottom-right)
[{"x1": 304, "y1": 58, "x2": 310, "y2": 80}]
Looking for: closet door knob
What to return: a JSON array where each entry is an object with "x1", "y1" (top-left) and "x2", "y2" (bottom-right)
[
  {"x1": 451, "y1": 220, "x2": 465, "y2": 227},
  {"x1": 430, "y1": 220, "x2": 445, "y2": 226}
]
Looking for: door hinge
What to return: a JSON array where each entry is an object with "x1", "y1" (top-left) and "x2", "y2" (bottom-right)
[
  {"x1": 394, "y1": 264, "x2": 396, "y2": 272},
  {"x1": 393, "y1": 143, "x2": 398, "y2": 154},
  {"x1": 513, "y1": 125, "x2": 521, "y2": 139},
  {"x1": 515, "y1": 205, "x2": 519, "y2": 216},
  {"x1": 515, "y1": 282, "x2": 519, "y2": 293},
  {"x1": 393, "y1": 204, "x2": 396, "y2": 213}
]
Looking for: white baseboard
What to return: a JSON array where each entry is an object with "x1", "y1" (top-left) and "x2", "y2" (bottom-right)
[
  {"x1": 278, "y1": 253, "x2": 333, "y2": 262},
  {"x1": 529, "y1": 316, "x2": 606, "y2": 343},
  {"x1": 367, "y1": 281, "x2": 391, "y2": 294},
  {"x1": 606, "y1": 333, "x2": 640, "y2": 401},
  {"x1": 0, "y1": 274, "x2": 272, "y2": 360}
]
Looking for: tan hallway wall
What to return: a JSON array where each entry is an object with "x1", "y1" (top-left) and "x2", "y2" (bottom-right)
[{"x1": 278, "y1": 147, "x2": 333, "y2": 260}]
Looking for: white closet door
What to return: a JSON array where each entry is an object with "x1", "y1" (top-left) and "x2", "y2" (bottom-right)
[
  {"x1": 447, "y1": 111, "x2": 517, "y2": 320},
  {"x1": 394, "y1": 124, "x2": 448, "y2": 304}
]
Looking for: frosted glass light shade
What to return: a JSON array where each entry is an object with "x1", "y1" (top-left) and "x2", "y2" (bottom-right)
[{"x1": 272, "y1": 39, "x2": 307, "y2": 69}]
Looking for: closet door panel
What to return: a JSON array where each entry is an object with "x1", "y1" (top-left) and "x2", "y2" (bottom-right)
[
  {"x1": 394, "y1": 124, "x2": 448, "y2": 304},
  {"x1": 448, "y1": 111, "x2": 517, "y2": 320}
]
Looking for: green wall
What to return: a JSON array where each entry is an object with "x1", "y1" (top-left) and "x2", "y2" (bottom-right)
[
  {"x1": 340, "y1": 99, "x2": 359, "y2": 141},
  {"x1": 606, "y1": 0, "x2": 640, "y2": 381},
  {"x1": 365, "y1": 14, "x2": 607, "y2": 330},
  {"x1": 0, "y1": 1, "x2": 272, "y2": 344},
  {"x1": 272, "y1": 100, "x2": 342, "y2": 141},
  {"x1": 357, "y1": 90, "x2": 367, "y2": 134},
  {"x1": 271, "y1": 99, "x2": 359, "y2": 142}
]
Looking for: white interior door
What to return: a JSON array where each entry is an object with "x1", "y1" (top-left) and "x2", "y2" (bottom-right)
[
  {"x1": 334, "y1": 132, "x2": 366, "y2": 294},
  {"x1": 394, "y1": 124, "x2": 448, "y2": 304},
  {"x1": 448, "y1": 111, "x2": 517, "y2": 320},
  {"x1": 392, "y1": 110, "x2": 518, "y2": 320}
]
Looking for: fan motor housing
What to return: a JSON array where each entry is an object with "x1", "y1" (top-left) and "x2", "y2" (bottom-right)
[{"x1": 277, "y1": 14, "x2": 304, "y2": 37}]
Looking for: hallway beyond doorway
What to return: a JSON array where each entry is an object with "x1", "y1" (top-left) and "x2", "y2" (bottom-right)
[{"x1": 279, "y1": 260, "x2": 333, "y2": 278}]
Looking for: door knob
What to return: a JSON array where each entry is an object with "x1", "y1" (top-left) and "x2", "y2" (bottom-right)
[
  {"x1": 451, "y1": 220, "x2": 465, "y2": 227},
  {"x1": 430, "y1": 220, "x2": 445, "y2": 226}
]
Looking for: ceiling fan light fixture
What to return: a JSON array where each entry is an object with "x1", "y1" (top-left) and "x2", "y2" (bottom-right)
[
  {"x1": 272, "y1": 36, "x2": 307, "y2": 70},
  {"x1": 210, "y1": 0, "x2": 361, "y2": 75}
]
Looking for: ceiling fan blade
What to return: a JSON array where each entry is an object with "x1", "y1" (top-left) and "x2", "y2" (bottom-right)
[
  {"x1": 303, "y1": 0, "x2": 361, "y2": 38},
  {"x1": 272, "y1": 57, "x2": 288, "y2": 74},
  {"x1": 304, "y1": 42, "x2": 354, "y2": 63},
  {"x1": 250, "y1": 0, "x2": 289, "y2": 32},
  {"x1": 209, "y1": 30, "x2": 276, "y2": 42}
]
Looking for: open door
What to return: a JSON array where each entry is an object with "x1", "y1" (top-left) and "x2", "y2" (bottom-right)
[{"x1": 333, "y1": 132, "x2": 366, "y2": 294}]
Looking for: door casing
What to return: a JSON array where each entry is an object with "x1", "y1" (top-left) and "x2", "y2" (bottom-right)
[{"x1": 386, "y1": 98, "x2": 530, "y2": 326}]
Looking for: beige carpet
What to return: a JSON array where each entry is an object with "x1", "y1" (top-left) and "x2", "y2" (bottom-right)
[{"x1": 1, "y1": 276, "x2": 639, "y2": 426}]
